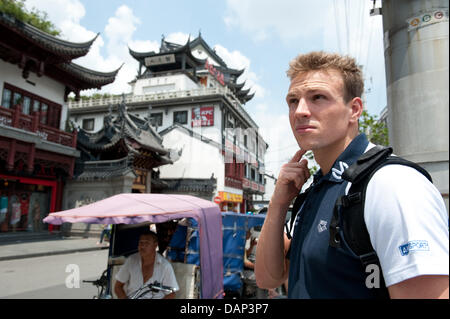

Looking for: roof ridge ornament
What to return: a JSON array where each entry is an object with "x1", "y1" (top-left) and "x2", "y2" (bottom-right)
[
  {"x1": 118, "y1": 94, "x2": 143, "y2": 137},
  {"x1": 104, "y1": 103, "x2": 114, "y2": 127}
]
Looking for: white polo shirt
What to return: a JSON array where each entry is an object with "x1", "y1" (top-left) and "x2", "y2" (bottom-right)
[
  {"x1": 115, "y1": 252, "x2": 179, "y2": 299},
  {"x1": 364, "y1": 163, "x2": 449, "y2": 287}
]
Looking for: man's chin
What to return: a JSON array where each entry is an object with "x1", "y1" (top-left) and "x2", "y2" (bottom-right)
[{"x1": 296, "y1": 140, "x2": 314, "y2": 152}]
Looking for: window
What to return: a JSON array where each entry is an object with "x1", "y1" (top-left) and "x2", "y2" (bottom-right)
[
  {"x1": 244, "y1": 135, "x2": 247, "y2": 148},
  {"x1": 251, "y1": 168, "x2": 256, "y2": 181},
  {"x1": 40, "y1": 103, "x2": 48, "y2": 124},
  {"x1": 33, "y1": 100, "x2": 40, "y2": 113},
  {"x1": 82, "y1": 118, "x2": 95, "y2": 131},
  {"x1": 173, "y1": 111, "x2": 187, "y2": 125},
  {"x1": 150, "y1": 112, "x2": 163, "y2": 127},
  {"x1": 23, "y1": 96, "x2": 31, "y2": 115},
  {"x1": 13, "y1": 92, "x2": 22, "y2": 105},
  {"x1": 1, "y1": 83, "x2": 61, "y2": 128},
  {"x1": 1, "y1": 89, "x2": 11, "y2": 108}
]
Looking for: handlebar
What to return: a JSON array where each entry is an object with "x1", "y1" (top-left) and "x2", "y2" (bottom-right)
[
  {"x1": 129, "y1": 281, "x2": 176, "y2": 299},
  {"x1": 83, "y1": 269, "x2": 108, "y2": 288},
  {"x1": 147, "y1": 282, "x2": 176, "y2": 294},
  {"x1": 82, "y1": 279, "x2": 105, "y2": 286}
]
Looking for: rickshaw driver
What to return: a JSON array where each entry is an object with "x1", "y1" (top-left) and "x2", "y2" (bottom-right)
[{"x1": 114, "y1": 229, "x2": 179, "y2": 299}]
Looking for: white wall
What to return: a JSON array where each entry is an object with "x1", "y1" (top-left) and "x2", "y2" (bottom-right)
[
  {"x1": 132, "y1": 74, "x2": 198, "y2": 95},
  {"x1": 0, "y1": 60, "x2": 67, "y2": 130},
  {"x1": 159, "y1": 128, "x2": 225, "y2": 190}
]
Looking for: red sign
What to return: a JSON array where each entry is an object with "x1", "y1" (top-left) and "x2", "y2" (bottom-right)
[
  {"x1": 205, "y1": 60, "x2": 225, "y2": 86},
  {"x1": 214, "y1": 196, "x2": 222, "y2": 204},
  {"x1": 192, "y1": 106, "x2": 214, "y2": 127},
  {"x1": 435, "y1": 11, "x2": 444, "y2": 19}
]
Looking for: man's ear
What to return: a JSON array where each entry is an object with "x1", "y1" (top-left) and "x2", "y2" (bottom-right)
[{"x1": 349, "y1": 97, "x2": 363, "y2": 124}]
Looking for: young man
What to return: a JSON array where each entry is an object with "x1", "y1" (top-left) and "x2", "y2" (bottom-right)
[
  {"x1": 255, "y1": 51, "x2": 449, "y2": 299},
  {"x1": 114, "y1": 229, "x2": 179, "y2": 299}
]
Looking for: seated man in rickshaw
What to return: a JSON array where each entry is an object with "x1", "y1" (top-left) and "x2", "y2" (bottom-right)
[{"x1": 114, "y1": 229, "x2": 179, "y2": 299}]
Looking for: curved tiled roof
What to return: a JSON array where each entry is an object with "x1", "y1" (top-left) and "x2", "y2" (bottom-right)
[
  {"x1": 58, "y1": 62, "x2": 122, "y2": 90},
  {"x1": 0, "y1": 11, "x2": 119, "y2": 92},
  {"x1": 78, "y1": 99, "x2": 170, "y2": 156},
  {"x1": 129, "y1": 37, "x2": 206, "y2": 67},
  {"x1": 0, "y1": 11, "x2": 98, "y2": 60}
]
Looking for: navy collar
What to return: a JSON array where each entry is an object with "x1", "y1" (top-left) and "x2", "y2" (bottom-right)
[{"x1": 313, "y1": 133, "x2": 369, "y2": 184}]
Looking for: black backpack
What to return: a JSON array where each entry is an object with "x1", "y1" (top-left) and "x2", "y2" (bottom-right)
[{"x1": 288, "y1": 145, "x2": 433, "y2": 298}]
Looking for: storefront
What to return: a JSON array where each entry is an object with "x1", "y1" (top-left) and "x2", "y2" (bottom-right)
[
  {"x1": 217, "y1": 191, "x2": 243, "y2": 213},
  {"x1": 0, "y1": 174, "x2": 59, "y2": 233}
]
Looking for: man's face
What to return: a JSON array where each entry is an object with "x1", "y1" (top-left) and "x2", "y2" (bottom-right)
[
  {"x1": 286, "y1": 69, "x2": 356, "y2": 151},
  {"x1": 138, "y1": 234, "x2": 158, "y2": 258}
]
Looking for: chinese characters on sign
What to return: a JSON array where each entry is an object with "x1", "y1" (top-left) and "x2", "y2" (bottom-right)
[
  {"x1": 218, "y1": 191, "x2": 243, "y2": 203},
  {"x1": 144, "y1": 54, "x2": 176, "y2": 66},
  {"x1": 205, "y1": 60, "x2": 225, "y2": 86},
  {"x1": 192, "y1": 106, "x2": 214, "y2": 127}
]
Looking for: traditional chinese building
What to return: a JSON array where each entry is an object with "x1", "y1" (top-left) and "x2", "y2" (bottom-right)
[
  {"x1": 0, "y1": 11, "x2": 119, "y2": 237},
  {"x1": 61, "y1": 98, "x2": 173, "y2": 236},
  {"x1": 69, "y1": 33, "x2": 268, "y2": 213}
]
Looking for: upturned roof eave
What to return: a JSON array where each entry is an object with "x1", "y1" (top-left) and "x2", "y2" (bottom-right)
[{"x1": 0, "y1": 11, "x2": 99, "y2": 60}]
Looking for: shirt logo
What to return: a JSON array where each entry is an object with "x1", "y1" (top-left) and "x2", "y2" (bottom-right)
[
  {"x1": 398, "y1": 240, "x2": 429, "y2": 256},
  {"x1": 317, "y1": 220, "x2": 328, "y2": 233},
  {"x1": 331, "y1": 161, "x2": 349, "y2": 180}
]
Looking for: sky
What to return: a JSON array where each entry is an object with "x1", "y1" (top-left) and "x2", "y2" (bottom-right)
[{"x1": 23, "y1": 0, "x2": 387, "y2": 179}]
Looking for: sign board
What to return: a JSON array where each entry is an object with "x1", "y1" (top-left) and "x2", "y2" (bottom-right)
[
  {"x1": 191, "y1": 106, "x2": 214, "y2": 127},
  {"x1": 407, "y1": 9, "x2": 448, "y2": 31},
  {"x1": 219, "y1": 191, "x2": 243, "y2": 203},
  {"x1": 205, "y1": 60, "x2": 225, "y2": 86},
  {"x1": 145, "y1": 54, "x2": 176, "y2": 66}
]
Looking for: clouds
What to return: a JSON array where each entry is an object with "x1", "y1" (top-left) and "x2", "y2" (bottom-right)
[
  {"x1": 25, "y1": 0, "x2": 85, "y2": 35},
  {"x1": 213, "y1": 45, "x2": 265, "y2": 98},
  {"x1": 223, "y1": 0, "x2": 387, "y2": 114},
  {"x1": 161, "y1": 33, "x2": 266, "y2": 99},
  {"x1": 23, "y1": 0, "x2": 265, "y2": 98},
  {"x1": 23, "y1": 0, "x2": 159, "y2": 95},
  {"x1": 224, "y1": 0, "x2": 330, "y2": 43}
]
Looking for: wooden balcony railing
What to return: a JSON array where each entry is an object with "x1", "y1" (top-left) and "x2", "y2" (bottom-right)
[{"x1": 0, "y1": 104, "x2": 77, "y2": 148}]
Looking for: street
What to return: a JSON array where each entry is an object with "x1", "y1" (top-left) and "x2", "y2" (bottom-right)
[{"x1": 0, "y1": 250, "x2": 109, "y2": 299}]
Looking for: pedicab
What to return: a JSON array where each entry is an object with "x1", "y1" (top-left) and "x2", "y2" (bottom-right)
[
  {"x1": 166, "y1": 211, "x2": 266, "y2": 298},
  {"x1": 43, "y1": 193, "x2": 224, "y2": 299}
]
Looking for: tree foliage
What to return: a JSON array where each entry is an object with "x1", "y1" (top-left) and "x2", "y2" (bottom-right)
[
  {"x1": 359, "y1": 109, "x2": 389, "y2": 146},
  {"x1": 0, "y1": 0, "x2": 61, "y2": 36}
]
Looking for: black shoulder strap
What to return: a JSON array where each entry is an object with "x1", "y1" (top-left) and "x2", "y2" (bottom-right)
[
  {"x1": 339, "y1": 146, "x2": 433, "y2": 256},
  {"x1": 330, "y1": 145, "x2": 433, "y2": 298},
  {"x1": 287, "y1": 187, "x2": 312, "y2": 239}
]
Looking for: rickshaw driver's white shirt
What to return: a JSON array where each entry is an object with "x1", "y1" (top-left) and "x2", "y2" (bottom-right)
[{"x1": 115, "y1": 252, "x2": 179, "y2": 299}]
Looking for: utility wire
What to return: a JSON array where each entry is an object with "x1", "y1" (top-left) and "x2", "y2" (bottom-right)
[
  {"x1": 344, "y1": 0, "x2": 350, "y2": 54},
  {"x1": 334, "y1": 0, "x2": 342, "y2": 53}
]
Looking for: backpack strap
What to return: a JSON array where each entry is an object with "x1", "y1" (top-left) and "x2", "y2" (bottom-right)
[
  {"x1": 329, "y1": 145, "x2": 433, "y2": 298},
  {"x1": 286, "y1": 186, "x2": 312, "y2": 240}
]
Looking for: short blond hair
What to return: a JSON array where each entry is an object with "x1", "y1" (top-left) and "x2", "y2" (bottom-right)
[{"x1": 287, "y1": 51, "x2": 364, "y2": 102}]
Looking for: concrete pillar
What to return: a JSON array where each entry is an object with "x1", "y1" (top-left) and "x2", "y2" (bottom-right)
[{"x1": 381, "y1": 0, "x2": 449, "y2": 211}]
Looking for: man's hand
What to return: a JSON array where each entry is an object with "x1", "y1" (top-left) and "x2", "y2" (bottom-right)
[
  {"x1": 255, "y1": 150, "x2": 309, "y2": 289},
  {"x1": 271, "y1": 149, "x2": 310, "y2": 208}
]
